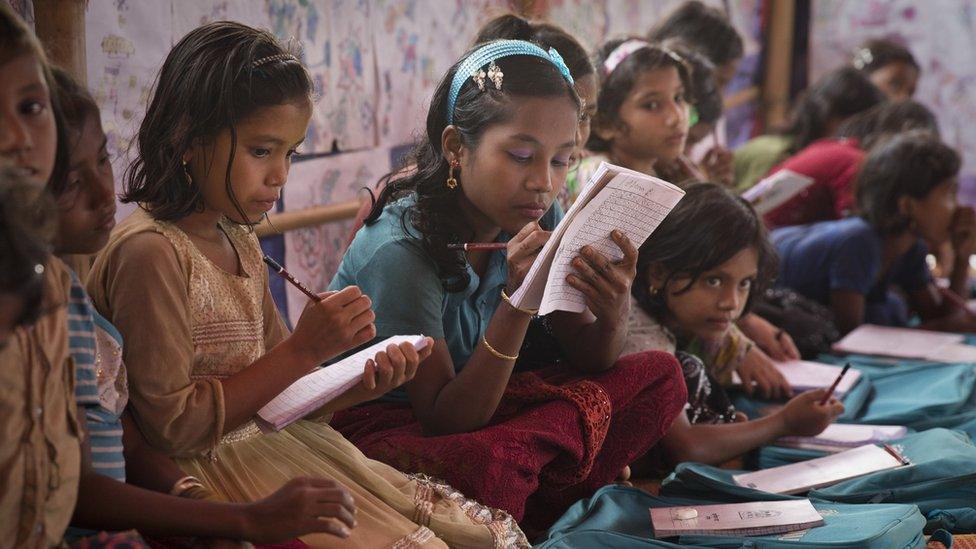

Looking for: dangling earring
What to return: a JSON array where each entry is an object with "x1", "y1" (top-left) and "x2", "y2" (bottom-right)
[
  {"x1": 182, "y1": 159, "x2": 193, "y2": 187},
  {"x1": 446, "y1": 158, "x2": 459, "y2": 190},
  {"x1": 649, "y1": 285, "x2": 660, "y2": 296}
]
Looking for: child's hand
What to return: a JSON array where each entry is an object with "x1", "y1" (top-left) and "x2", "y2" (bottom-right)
[
  {"x1": 701, "y1": 146, "x2": 734, "y2": 187},
  {"x1": 738, "y1": 314, "x2": 800, "y2": 361},
  {"x1": 359, "y1": 337, "x2": 434, "y2": 399},
  {"x1": 737, "y1": 346, "x2": 793, "y2": 400},
  {"x1": 566, "y1": 230, "x2": 638, "y2": 324},
  {"x1": 505, "y1": 221, "x2": 551, "y2": 294},
  {"x1": 779, "y1": 389, "x2": 844, "y2": 437},
  {"x1": 289, "y1": 286, "x2": 376, "y2": 365},
  {"x1": 950, "y1": 206, "x2": 976, "y2": 261},
  {"x1": 242, "y1": 477, "x2": 357, "y2": 543}
]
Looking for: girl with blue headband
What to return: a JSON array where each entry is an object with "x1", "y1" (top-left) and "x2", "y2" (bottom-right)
[{"x1": 330, "y1": 39, "x2": 687, "y2": 529}]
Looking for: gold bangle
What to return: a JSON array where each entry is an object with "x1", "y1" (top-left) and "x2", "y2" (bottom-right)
[
  {"x1": 481, "y1": 334, "x2": 519, "y2": 361},
  {"x1": 500, "y1": 288, "x2": 538, "y2": 316}
]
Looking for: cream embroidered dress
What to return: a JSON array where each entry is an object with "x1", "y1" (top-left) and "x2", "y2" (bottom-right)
[{"x1": 87, "y1": 209, "x2": 526, "y2": 549}]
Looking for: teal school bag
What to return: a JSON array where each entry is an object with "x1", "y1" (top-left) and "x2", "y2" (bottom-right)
[
  {"x1": 660, "y1": 429, "x2": 976, "y2": 532},
  {"x1": 536, "y1": 484, "x2": 927, "y2": 548}
]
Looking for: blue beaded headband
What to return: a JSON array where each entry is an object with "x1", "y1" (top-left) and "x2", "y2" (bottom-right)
[{"x1": 446, "y1": 39, "x2": 574, "y2": 125}]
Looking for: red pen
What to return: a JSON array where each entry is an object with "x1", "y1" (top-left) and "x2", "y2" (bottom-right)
[
  {"x1": 447, "y1": 243, "x2": 507, "y2": 251},
  {"x1": 263, "y1": 255, "x2": 322, "y2": 302},
  {"x1": 819, "y1": 362, "x2": 851, "y2": 405},
  {"x1": 882, "y1": 443, "x2": 910, "y2": 465}
]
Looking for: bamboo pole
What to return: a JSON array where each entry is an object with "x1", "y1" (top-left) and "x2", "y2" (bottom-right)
[
  {"x1": 255, "y1": 199, "x2": 362, "y2": 237},
  {"x1": 32, "y1": 0, "x2": 86, "y2": 83},
  {"x1": 761, "y1": 0, "x2": 795, "y2": 129}
]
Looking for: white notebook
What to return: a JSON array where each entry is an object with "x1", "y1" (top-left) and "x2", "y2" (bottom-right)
[
  {"x1": 741, "y1": 169, "x2": 815, "y2": 215},
  {"x1": 509, "y1": 161, "x2": 684, "y2": 315},
  {"x1": 731, "y1": 360, "x2": 862, "y2": 397},
  {"x1": 734, "y1": 444, "x2": 908, "y2": 495},
  {"x1": 257, "y1": 335, "x2": 428, "y2": 431},
  {"x1": 832, "y1": 324, "x2": 967, "y2": 362},
  {"x1": 650, "y1": 499, "x2": 825, "y2": 538},
  {"x1": 775, "y1": 424, "x2": 908, "y2": 453}
]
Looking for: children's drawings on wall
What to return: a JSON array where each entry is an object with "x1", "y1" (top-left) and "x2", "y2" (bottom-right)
[{"x1": 809, "y1": 0, "x2": 976, "y2": 202}]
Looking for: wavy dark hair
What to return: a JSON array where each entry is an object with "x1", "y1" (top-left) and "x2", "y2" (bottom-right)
[
  {"x1": 836, "y1": 99, "x2": 938, "y2": 151},
  {"x1": 648, "y1": 1, "x2": 743, "y2": 66},
  {"x1": 0, "y1": 164, "x2": 57, "y2": 331},
  {"x1": 1, "y1": 2, "x2": 70, "y2": 195},
  {"x1": 633, "y1": 182, "x2": 777, "y2": 321},
  {"x1": 782, "y1": 66, "x2": 884, "y2": 154},
  {"x1": 588, "y1": 38, "x2": 693, "y2": 153},
  {"x1": 364, "y1": 42, "x2": 580, "y2": 292},
  {"x1": 474, "y1": 14, "x2": 594, "y2": 81},
  {"x1": 856, "y1": 131, "x2": 960, "y2": 236},
  {"x1": 852, "y1": 38, "x2": 919, "y2": 74},
  {"x1": 121, "y1": 21, "x2": 313, "y2": 223},
  {"x1": 661, "y1": 38, "x2": 722, "y2": 126}
]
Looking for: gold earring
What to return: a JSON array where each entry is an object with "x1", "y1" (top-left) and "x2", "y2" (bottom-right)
[
  {"x1": 182, "y1": 160, "x2": 193, "y2": 187},
  {"x1": 446, "y1": 159, "x2": 458, "y2": 190},
  {"x1": 649, "y1": 285, "x2": 660, "y2": 296}
]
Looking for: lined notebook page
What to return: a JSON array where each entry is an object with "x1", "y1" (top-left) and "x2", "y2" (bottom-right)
[
  {"x1": 733, "y1": 444, "x2": 906, "y2": 495},
  {"x1": 776, "y1": 424, "x2": 908, "y2": 452},
  {"x1": 257, "y1": 335, "x2": 427, "y2": 431},
  {"x1": 540, "y1": 173, "x2": 683, "y2": 315},
  {"x1": 510, "y1": 161, "x2": 684, "y2": 315},
  {"x1": 731, "y1": 360, "x2": 862, "y2": 396},
  {"x1": 832, "y1": 324, "x2": 964, "y2": 361}
]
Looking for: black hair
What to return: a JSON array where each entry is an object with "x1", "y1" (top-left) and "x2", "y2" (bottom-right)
[
  {"x1": 782, "y1": 66, "x2": 885, "y2": 153},
  {"x1": 632, "y1": 182, "x2": 777, "y2": 321},
  {"x1": 856, "y1": 131, "x2": 959, "y2": 236},
  {"x1": 836, "y1": 99, "x2": 938, "y2": 151},
  {"x1": 852, "y1": 38, "x2": 920, "y2": 74},
  {"x1": 661, "y1": 38, "x2": 722, "y2": 125},
  {"x1": 1, "y1": 3, "x2": 70, "y2": 196},
  {"x1": 50, "y1": 67, "x2": 100, "y2": 174},
  {"x1": 0, "y1": 164, "x2": 57, "y2": 331},
  {"x1": 364, "y1": 41, "x2": 580, "y2": 292},
  {"x1": 649, "y1": 1, "x2": 743, "y2": 67},
  {"x1": 121, "y1": 21, "x2": 313, "y2": 223},
  {"x1": 474, "y1": 14, "x2": 594, "y2": 80},
  {"x1": 588, "y1": 38, "x2": 693, "y2": 153}
]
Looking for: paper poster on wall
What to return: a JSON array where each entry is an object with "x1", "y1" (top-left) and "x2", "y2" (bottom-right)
[{"x1": 281, "y1": 148, "x2": 391, "y2": 321}]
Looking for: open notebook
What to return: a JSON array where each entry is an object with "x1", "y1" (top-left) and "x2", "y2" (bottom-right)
[
  {"x1": 832, "y1": 324, "x2": 973, "y2": 362},
  {"x1": 509, "y1": 161, "x2": 684, "y2": 315},
  {"x1": 741, "y1": 169, "x2": 815, "y2": 216},
  {"x1": 257, "y1": 335, "x2": 428, "y2": 431},
  {"x1": 734, "y1": 443, "x2": 909, "y2": 495},
  {"x1": 731, "y1": 360, "x2": 862, "y2": 397},
  {"x1": 650, "y1": 499, "x2": 825, "y2": 538},
  {"x1": 775, "y1": 424, "x2": 908, "y2": 453}
]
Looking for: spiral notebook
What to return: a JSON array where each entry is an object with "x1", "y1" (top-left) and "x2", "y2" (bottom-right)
[
  {"x1": 257, "y1": 335, "x2": 428, "y2": 431},
  {"x1": 650, "y1": 499, "x2": 825, "y2": 538}
]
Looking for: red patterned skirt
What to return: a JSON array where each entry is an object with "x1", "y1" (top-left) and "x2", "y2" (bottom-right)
[{"x1": 331, "y1": 351, "x2": 686, "y2": 528}]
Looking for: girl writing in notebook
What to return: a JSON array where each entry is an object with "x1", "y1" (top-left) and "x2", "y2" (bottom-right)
[
  {"x1": 48, "y1": 67, "x2": 365, "y2": 545},
  {"x1": 627, "y1": 182, "x2": 843, "y2": 471},
  {"x1": 86, "y1": 21, "x2": 525, "y2": 548},
  {"x1": 762, "y1": 100, "x2": 940, "y2": 230},
  {"x1": 584, "y1": 37, "x2": 796, "y2": 398},
  {"x1": 330, "y1": 39, "x2": 687, "y2": 529},
  {"x1": 734, "y1": 67, "x2": 883, "y2": 193},
  {"x1": 773, "y1": 131, "x2": 976, "y2": 334}
]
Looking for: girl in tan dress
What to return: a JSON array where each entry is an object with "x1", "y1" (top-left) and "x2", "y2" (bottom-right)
[{"x1": 87, "y1": 21, "x2": 525, "y2": 548}]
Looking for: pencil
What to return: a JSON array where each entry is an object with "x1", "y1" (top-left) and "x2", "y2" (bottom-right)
[
  {"x1": 262, "y1": 255, "x2": 322, "y2": 302},
  {"x1": 819, "y1": 362, "x2": 851, "y2": 405},
  {"x1": 446, "y1": 243, "x2": 507, "y2": 251}
]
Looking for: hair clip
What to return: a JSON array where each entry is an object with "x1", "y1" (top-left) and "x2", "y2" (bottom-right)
[
  {"x1": 252, "y1": 53, "x2": 297, "y2": 69},
  {"x1": 486, "y1": 61, "x2": 504, "y2": 90},
  {"x1": 853, "y1": 47, "x2": 873, "y2": 70},
  {"x1": 472, "y1": 67, "x2": 487, "y2": 91},
  {"x1": 663, "y1": 47, "x2": 684, "y2": 65}
]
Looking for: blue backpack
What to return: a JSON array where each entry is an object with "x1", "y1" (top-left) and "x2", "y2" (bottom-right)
[
  {"x1": 536, "y1": 485, "x2": 927, "y2": 548},
  {"x1": 660, "y1": 429, "x2": 976, "y2": 533}
]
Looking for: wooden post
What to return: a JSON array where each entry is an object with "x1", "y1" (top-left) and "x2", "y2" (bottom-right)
[
  {"x1": 31, "y1": 0, "x2": 87, "y2": 83},
  {"x1": 761, "y1": 0, "x2": 795, "y2": 130}
]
